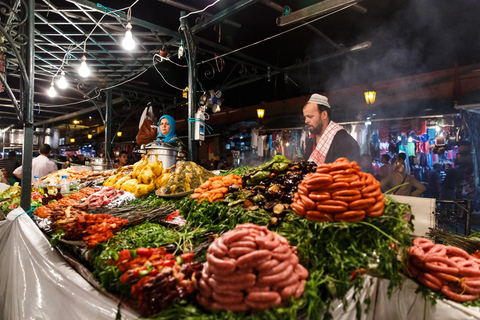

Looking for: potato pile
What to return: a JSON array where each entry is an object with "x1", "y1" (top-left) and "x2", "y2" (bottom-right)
[
  {"x1": 197, "y1": 223, "x2": 308, "y2": 312},
  {"x1": 290, "y1": 158, "x2": 385, "y2": 222}
]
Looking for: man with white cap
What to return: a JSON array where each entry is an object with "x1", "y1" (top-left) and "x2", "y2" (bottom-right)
[{"x1": 303, "y1": 94, "x2": 360, "y2": 164}]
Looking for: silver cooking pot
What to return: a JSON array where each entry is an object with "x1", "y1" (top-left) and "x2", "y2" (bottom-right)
[{"x1": 143, "y1": 142, "x2": 178, "y2": 169}]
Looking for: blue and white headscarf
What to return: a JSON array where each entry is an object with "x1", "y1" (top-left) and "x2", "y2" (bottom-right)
[{"x1": 157, "y1": 115, "x2": 178, "y2": 144}]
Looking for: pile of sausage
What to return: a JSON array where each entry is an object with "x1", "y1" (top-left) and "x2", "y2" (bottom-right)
[
  {"x1": 197, "y1": 223, "x2": 308, "y2": 312},
  {"x1": 408, "y1": 237, "x2": 480, "y2": 302},
  {"x1": 290, "y1": 158, "x2": 385, "y2": 222}
]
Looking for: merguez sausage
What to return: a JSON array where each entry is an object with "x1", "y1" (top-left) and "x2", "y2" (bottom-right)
[
  {"x1": 281, "y1": 282, "x2": 300, "y2": 299},
  {"x1": 349, "y1": 198, "x2": 376, "y2": 210},
  {"x1": 294, "y1": 280, "x2": 307, "y2": 299},
  {"x1": 300, "y1": 195, "x2": 316, "y2": 210},
  {"x1": 212, "y1": 291, "x2": 244, "y2": 304},
  {"x1": 246, "y1": 291, "x2": 281, "y2": 302},
  {"x1": 207, "y1": 254, "x2": 236, "y2": 273},
  {"x1": 236, "y1": 250, "x2": 272, "y2": 269},
  {"x1": 441, "y1": 286, "x2": 480, "y2": 302},
  {"x1": 258, "y1": 264, "x2": 294, "y2": 284}
]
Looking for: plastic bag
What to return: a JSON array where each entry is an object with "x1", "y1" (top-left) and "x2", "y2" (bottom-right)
[
  {"x1": 136, "y1": 118, "x2": 157, "y2": 145},
  {"x1": 0, "y1": 208, "x2": 138, "y2": 320}
]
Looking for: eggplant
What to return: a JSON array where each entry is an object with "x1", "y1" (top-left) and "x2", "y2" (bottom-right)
[
  {"x1": 165, "y1": 244, "x2": 177, "y2": 253},
  {"x1": 264, "y1": 200, "x2": 280, "y2": 211},
  {"x1": 228, "y1": 183, "x2": 241, "y2": 193},
  {"x1": 283, "y1": 178, "x2": 294, "y2": 188},
  {"x1": 282, "y1": 193, "x2": 294, "y2": 203}
]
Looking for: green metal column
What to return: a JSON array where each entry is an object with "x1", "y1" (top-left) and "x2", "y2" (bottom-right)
[
  {"x1": 105, "y1": 89, "x2": 113, "y2": 167},
  {"x1": 180, "y1": 12, "x2": 197, "y2": 162},
  {"x1": 20, "y1": 0, "x2": 35, "y2": 211}
]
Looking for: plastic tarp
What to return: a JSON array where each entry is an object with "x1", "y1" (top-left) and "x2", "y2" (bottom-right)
[
  {"x1": 0, "y1": 208, "x2": 138, "y2": 320},
  {"x1": 1, "y1": 208, "x2": 480, "y2": 320}
]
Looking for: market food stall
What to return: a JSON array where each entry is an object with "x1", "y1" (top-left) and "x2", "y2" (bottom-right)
[{"x1": 2, "y1": 155, "x2": 480, "y2": 319}]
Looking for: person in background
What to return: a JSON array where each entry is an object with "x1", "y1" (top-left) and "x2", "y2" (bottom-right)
[
  {"x1": 115, "y1": 151, "x2": 129, "y2": 168},
  {"x1": 0, "y1": 151, "x2": 19, "y2": 185},
  {"x1": 440, "y1": 162, "x2": 458, "y2": 200},
  {"x1": 378, "y1": 154, "x2": 393, "y2": 180},
  {"x1": 359, "y1": 154, "x2": 374, "y2": 174},
  {"x1": 224, "y1": 155, "x2": 234, "y2": 170},
  {"x1": 427, "y1": 163, "x2": 441, "y2": 199},
  {"x1": 380, "y1": 158, "x2": 426, "y2": 196},
  {"x1": 217, "y1": 157, "x2": 226, "y2": 170},
  {"x1": 13, "y1": 144, "x2": 57, "y2": 181},
  {"x1": 398, "y1": 152, "x2": 410, "y2": 175},
  {"x1": 303, "y1": 94, "x2": 360, "y2": 164}
]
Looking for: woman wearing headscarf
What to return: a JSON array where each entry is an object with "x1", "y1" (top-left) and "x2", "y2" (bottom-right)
[
  {"x1": 380, "y1": 158, "x2": 426, "y2": 196},
  {"x1": 157, "y1": 115, "x2": 186, "y2": 159}
]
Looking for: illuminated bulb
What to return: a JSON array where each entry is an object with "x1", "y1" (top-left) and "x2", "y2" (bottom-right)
[
  {"x1": 286, "y1": 142, "x2": 290, "y2": 146},
  {"x1": 79, "y1": 55, "x2": 90, "y2": 77},
  {"x1": 47, "y1": 81, "x2": 57, "y2": 97},
  {"x1": 365, "y1": 117, "x2": 371, "y2": 126},
  {"x1": 88, "y1": 134, "x2": 92, "y2": 139},
  {"x1": 70, "y1": 138, "x2": 75, "y2": 143},
  {"x1": 397, "y1": 136, "x2": 402, "y2": 141},
  {"x1": 57, "y1": 71, "x2": 68, "y2": 89},
  {"x1": 122, "y1": 23, "x2": 135, "y2": 50},
  {"x1": 117, "y1": 131, "x2": 122, "y2": 137},
  {"x1": 408, "y1": 136, "x2": 413, "y2": 143},
  {"x1": 435, "y1": 125, "x2": 440, "y2": 132}
]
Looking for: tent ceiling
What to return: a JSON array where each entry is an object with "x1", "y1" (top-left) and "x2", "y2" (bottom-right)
[{"x1": 0, "y1": 0, "x2": 479, "y2": 129}]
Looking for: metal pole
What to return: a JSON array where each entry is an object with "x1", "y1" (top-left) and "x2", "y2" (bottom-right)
[
  {"x1": 105, "y1": 89, "x2": 112, "y2": 168},
  {"x1": 180, "y1": 11, "x2": 197, "y2": 162},
  {"x1": 465, "y1": 200, "x2": 472, "y2": 236},
  {"x1": 20, "y1": 0, "x2": 35, "y2": 211}
]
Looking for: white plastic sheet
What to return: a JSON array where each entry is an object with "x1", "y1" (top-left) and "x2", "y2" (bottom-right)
[
  {"x1": 1, "y1": 208, "x2": 480, "y2": 320},
  {"x1": 0, "y1": 208, "x2": 138, "y2": 320}
]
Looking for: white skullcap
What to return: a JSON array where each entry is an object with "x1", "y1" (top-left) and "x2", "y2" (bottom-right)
[{"x1": 308, "y1": 94, "x2": 330, "y2": 108}]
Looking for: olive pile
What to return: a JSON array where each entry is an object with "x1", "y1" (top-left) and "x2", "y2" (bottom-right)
[{"x1": 233, "y1": 161, "x2": 317, "y2": 226}]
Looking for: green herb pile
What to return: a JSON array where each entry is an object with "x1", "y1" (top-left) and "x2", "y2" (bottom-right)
[
  {"x1": 136, "y1": 196, "x2": 413, "y2": 320},
  {"x1": 218, "y1": 166, "x2": 253, "y2": 177}
]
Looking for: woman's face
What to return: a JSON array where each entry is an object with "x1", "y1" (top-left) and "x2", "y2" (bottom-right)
[{"x1": 160, "y1": 118, "x2": 171, "y2": 135}]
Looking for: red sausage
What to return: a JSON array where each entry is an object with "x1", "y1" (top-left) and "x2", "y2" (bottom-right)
[
  {"x1": 272, "y1": 244, "x2": 289, "y2": 254},
  {"x1": 366, "y1": 208, "x2": 384, "y2": 218},
  {"x1": 199, "y1": 278, "x2": 213, "y2": 297},
  {"x1": 259, "y1": 259, "x2": 291, "y2": 277},
  {"x1": 246, "y1": 291, "x2": 281, "y2": 302},
  {"x1": 281, "y1": 282, "x2": 300, "y2": 300},
  {"x1": 228, "y1": 247, "x2": 255, "y2": 258},
  {"x1": 325, "y1": 182, "x2": 349, "y2": 191},
  {"x1": 212, "y1": 291, "x2": 244, "y2": 304},
  {"x1": 295, "y1": 264, "x2": 309, "y2": 279},
  {"x1": 316, "y1": 205, "x2": 347, "y2": 213},
  {"x1": 350, "y1": 180, "x2": 366, "y2": 189},
  {"x1": 223, "y1": 229, "x2": 250, "y2": 245},
  {"x1": 349, "y1": 198, "x2": 376, "y2": 210},
  {"x1": 297, "y1": 185, "x2": 308, "y2": 195},
  {"x1": 333, "y1": 210, "x2": 365, "y2": 221},
  {"x1": 257, "y1": 259, "x2": 280, "y2": 272},
  {"x1": 257, "y1": 264, "x2": 294, "y2": 284},
  {"x1": 309, "y1": 191, "x2": 331, "y2": 202},
  {"x1": 247, "y1": 285, "x2": 271, "y2": 292},
  {"x1": 245, "y1": 296, "x2": 281, "y2": 309},
  {"x1": 331, "y1": 162, "x2": 351, "y2": 171},
  {"x1": 291, "y1": 202, "x2": 306, "y2": 216},
  {"x1": 300, "y1": 195, "x2": 316, "y2": 210},
  {"x1": 361, "y1": 184, "x2": 379, "y2": 194},
  {"x1": 416, "y1": 273, "x2": 442, "y2": 290},
  {"x1": 332, "y1": 194, "x2": 362, "y2": 202},
  {"x1": 294, "y1": 279, "x2": 307, "y2": 299},
  {"x1": 319, "y1": 199, "x2": 349, "y2": 207},
  {"x1": 424, "y1": 262, "x2": 459, "y2": 276},
  {"x1": 441, "y1": 286, "x2": 479, "y2": 302},
  {"x1": 305, "y1": 211, "x2": 333, "y2": 222},
  {"x1": 236, "y1": 250, "x2": 272, "y2": 268},
  {"x1": 333, "y1": 175, "x2": 359, "y2": 183},
  {"x1": 208, "y1": 277, "x2": 256, "y2": 292},
  {"x1": 264, "y1": 236, "x2": 280, "y2": 250},
  {"x1": 446, "y1": 246, "x2": 471, "y2": 259},
  {"x1": 207, "y1": 254, "x2": 236, "y2": 273},
  {"x1": 272, "y1": 249, "x2": 292, "y2": 261},
  {"x1": 209, "y1": 241, "x2": 228, "y2": 257},
  {"x1": 425, "y1": 244, "x2": 447, "y2": 257},
  {"x1": 275, "y1": 273, "x2": 299, "y2": 289},
  {"x1": 229, "y1": 241, "x2": 257, "y2": 249},
  {"x1": 413, "y1": 238, "x2": 434, "y2": 250},
  {"x1": 362, "y1": 188, "x2": 381, "y2": 198},
  {"x1": 331, "y1": 189, "x2": 361, "y2": 200}
]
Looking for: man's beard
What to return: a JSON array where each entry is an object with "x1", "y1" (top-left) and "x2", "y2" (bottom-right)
[{"x1": 308, "y1": 123, "x2": 323, "y2": 135}]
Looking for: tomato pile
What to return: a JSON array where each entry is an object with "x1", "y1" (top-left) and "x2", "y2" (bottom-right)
[{"x1": 290, "y1": 158, "x2": 385, "y2": 222}]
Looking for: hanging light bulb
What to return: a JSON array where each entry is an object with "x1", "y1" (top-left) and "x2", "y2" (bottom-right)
[
  {"x1": 365, "y1": 117, "x2": 371, "y2": 126},
  {"x1": 47, "y1": 81, "x2": 57, "y2": 97},
  {"x1": 79, "y1": 55, "x2": 90, "y2": 77},
  {"x1": 57, "y1": 71, "x2": 68, "y2": 89},
  {"x1": 122, "y1": 23, "x2": 136, "y2": 50},
  {"x1": 408, "y1": 136, "x2": 413, "y2": 143}
]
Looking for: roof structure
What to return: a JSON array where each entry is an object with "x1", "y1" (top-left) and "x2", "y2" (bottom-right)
[{"x1": 1, "y1": 0, "x2": 480, "y2": 129}]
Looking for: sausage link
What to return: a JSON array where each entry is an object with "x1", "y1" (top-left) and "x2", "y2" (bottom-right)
[
  {"x1": 349, "y1": 198, "x2": 376, "y2": 210},
  {"x1": 413, "y1": 237, "x2": 434, "y2": 250},
  {"x1": 291, "y1": 202, "x2": 306, "y2": 216},
  {"x1": 424, "y1": 262, "x2": 459, "y2": 276},
  {"x1": 281, "y1": 282, "x2": 300, "y2": 300},
  {"x1": 229, "y1": 241, "x2": 257, "y2": 249},
  {"x1": 309, "y1": 191, "x2": 331, "y2": 202},
  {"x1": 247, "y1": 285, "x2": 271, "y2": 292},
  {"x1": 362, "y1": 188, "x2": 381, "y2": 199},
  {"x1": 416, "y1": 273, "x2": 442, "y2": 291},
  {"x1": 332, "y1": 194, "x2": 362, "y2": 202},
  {"x1": 257, "y1": 264, "x2": 293, "y2": 284},
  {"x1": 305, "y1": 211, "x2": 333, "y2": 222},
  {"x1": 446, "y1": 246, "x2": 471, "y2": 260},
  {"x1": 256, "y1": 259, "x2": 280, "y2": 272},
  {"x1": 209, "y1": 241, "x2": 228, "y2": 257},
  {"x1": 294, "y1": 279, "x2": 307, "y2": 299},
  {"x1": 199, "y1": 278, "x2": 213, "y2": 297},
  {"x1": 274, "y1": 273, "x2": 299, "y2": 289},
  {"x1": 264, "y1": 236, "x2": 280, "y2": 250},
  {"x1": 295, "y1": 264, "x2": 309, "y2": 279},
  {"x1": 228, "y1": 247, "x2": 256, "y2": 258},
  {"x1": 316, "y1": 205, "x2": 347, "y2": 213},
  {"x1": 236, "y1": 250, "x2": 272, "y2": 268},
  {"x1": 297, "y1": 185, "x2": 308, "y2": 195},
  {"x1": 223, "y1": 229, "x2": 250, "y2": 245},
  {"x1": 259, "y1": 259, "x2": 291, "y2": 278},
  {"x1": 246, "y1": 291, "x2": 281, "y2": 302},
  {"x1": 325, "y1": 182, "x2": 349, "y2": 191},
  {"x1": 300, "y1": 195, "x2": 316, "y2": 210},
  {"x1": 350, "y1": 180, "x2": 366, "y2": 189},
  {"x1": 334, "y1": 210, "x2": 365, "y2": 222},
  {"x1": 244, "y1": 296, "x2": 281, "y2": 310},
  {"x1": 441, "y1": 286, "x2": 479, "y2": 301},
  {"x1": 333, "y1": 175, "x2": 359, "y2": 183},
  {"x1": 207, "y1": 254, "x2": 236, "y2": 273},
  {"x1": 212, "y1": 291, "x2": 244, "y2": 304},
  {"x1": 319, "y1": 199, "x2": 349, "y2": 207},
  {"x1": 331, "y1": 162, "x2": 351, "y2": 171}
]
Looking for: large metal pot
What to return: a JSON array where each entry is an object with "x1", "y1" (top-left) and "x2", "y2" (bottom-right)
[
  {"x1": 44, "y1": 128, "x2": 60, "y2": 149},
  {"x1": 144, "y1": 142, "x2": 178, "y2": 169},
  {"x1": 9, "y1": 129, "x2": 23, "y2": 145},
  {"x1": 33, "y1": 128, "x2": 44, "y2": 147}
]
